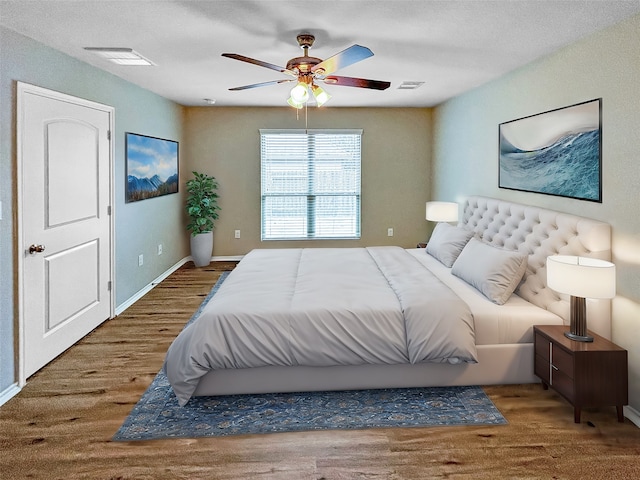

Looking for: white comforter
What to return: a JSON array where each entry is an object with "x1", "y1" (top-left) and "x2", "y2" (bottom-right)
[{"x1": 164, "y1": 247, "x2": 477, "y2": 406}]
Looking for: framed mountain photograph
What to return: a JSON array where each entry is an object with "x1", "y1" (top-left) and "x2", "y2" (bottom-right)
[
  {"x1": 499, "y1": 99, "x2": 602, "y2": 202},
  {"x1": 126, "y1": 132, "x2": 179, "y2": 203}
]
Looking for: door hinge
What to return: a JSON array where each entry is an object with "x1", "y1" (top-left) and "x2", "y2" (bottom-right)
[
  {"x1": 107, "y1": 130, "x2": 111, "y2": 140},
  {"x1": 107, "y1": 205, "x2": 111, "y2": 215},
  {"x1": 107, "y1": 281, "x2": 112, "y2": 291}
]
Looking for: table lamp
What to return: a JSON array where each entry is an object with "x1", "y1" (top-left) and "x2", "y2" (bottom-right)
[
  {"x1": 426, "y1": 201, "x2": 459, "y2": 222},
  {"x1": 546, "y1": 255, "x2": 616, "y2": 342}
]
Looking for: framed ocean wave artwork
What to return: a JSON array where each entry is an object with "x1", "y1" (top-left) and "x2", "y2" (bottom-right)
[
  {"x1": 126, "y1": 132, "x2": 179, "y2": 203},
  {"x1": 499, "y1": 99, "x2": 602, "y2": 202}
]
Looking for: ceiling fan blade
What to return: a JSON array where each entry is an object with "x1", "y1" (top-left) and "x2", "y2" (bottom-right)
[
  {"x1": 322, "y1": 76, "x2": 391, "y2": 90},
  {"x1": 312, "y1": 45, "x2": 373, "y2": 75},
  {"x1": 222, "y1": 53, "x2": 296, "y2": 76},
  {"x1": 229, "y1": 79, "x2": 294, "y2": 91}
]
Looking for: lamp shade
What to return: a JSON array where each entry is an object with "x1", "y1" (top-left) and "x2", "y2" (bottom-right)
[
  {"x1": 426, "y1": 201, "x2": 459, "y2": 222},
  {"x1": 546, "y1": 255, "x2": 616, "y2": 299}
]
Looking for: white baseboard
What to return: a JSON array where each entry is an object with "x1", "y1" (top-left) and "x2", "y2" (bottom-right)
[
  {"x1": 624, "y1": 405, "x2": 640, "y2": 428},
  {"x1": 0, "y1": 383, "x2": 21, "y2": 407},
  {"x1": 212, "y1": 255, "x2": 244, "y2": 262},
  {"x1": 115, "y1": 256, "x2": 243, "y2": 316},
  {"x1": 115, "y1": 257, "x2": 191, "y2": 315}
]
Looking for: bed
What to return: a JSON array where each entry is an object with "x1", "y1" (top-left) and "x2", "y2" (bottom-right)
[{"x1": 164, "y1": 196, "x2": 612, "y2": 406}]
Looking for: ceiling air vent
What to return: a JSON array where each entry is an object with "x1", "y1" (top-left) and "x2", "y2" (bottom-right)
[{"x1": 84, "y1": 47, "x2": 156, "y2": 66}]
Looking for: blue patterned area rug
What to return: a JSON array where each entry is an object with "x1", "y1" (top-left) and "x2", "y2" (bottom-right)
[{"x1": 113, "y1": 273, "x2": 507, "y2": 441}]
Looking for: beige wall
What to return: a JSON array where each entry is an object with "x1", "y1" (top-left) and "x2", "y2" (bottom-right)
[
  {"x1": 432, "y1": 13, "x2": 640, "y2": 414},
  {"x1": 184, "y1": 107, "x2": 433, "y2": 255}
]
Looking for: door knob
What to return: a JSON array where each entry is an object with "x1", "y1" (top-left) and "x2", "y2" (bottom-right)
[{"x1": 28, "y1": 244, "x2": 46, "y2": 254}]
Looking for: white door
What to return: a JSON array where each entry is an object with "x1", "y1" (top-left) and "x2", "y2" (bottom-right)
[{"x1": 18, "y1": 83, "x2": 114, "y2": 380}]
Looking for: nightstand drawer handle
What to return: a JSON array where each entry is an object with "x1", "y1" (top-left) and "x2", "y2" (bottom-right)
[{"x1": 551, "y1": 364, "x2": 559, "y2": 371}]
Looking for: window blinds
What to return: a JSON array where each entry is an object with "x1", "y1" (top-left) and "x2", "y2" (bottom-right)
[{"x1": 260, "y1": 129, "x2": 362, "y2": 240}]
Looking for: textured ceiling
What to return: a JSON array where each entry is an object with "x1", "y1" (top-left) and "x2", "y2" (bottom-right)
[{"x1": 2, "y1": 0, "x2": 639, "y2": 107}]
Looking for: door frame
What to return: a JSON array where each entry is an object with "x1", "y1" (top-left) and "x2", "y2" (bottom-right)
[{"x1": 16, "y1": 82, "x2": 115, "y2": 386}]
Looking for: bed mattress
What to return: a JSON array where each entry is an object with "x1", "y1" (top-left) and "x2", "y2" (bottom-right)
[{"x1": 406, "y1": 248, "x2": 563, "y2": 345}]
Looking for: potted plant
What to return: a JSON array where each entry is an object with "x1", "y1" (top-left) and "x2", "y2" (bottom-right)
[{"x1": 186, "y1": 171, "x2": 220, "y2": 267}]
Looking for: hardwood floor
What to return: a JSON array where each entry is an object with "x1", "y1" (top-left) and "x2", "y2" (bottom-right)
[{"x1": 1, "y1": 261, "x2": 639, "y2": 480}]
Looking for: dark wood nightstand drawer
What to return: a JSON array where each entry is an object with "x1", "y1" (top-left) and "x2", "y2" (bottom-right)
[
  {"x1": 535, "y1": 333, "x2": 550, "y2": 360},
  {"x1": 552, "y1": 370, "x2": 575, "y2": 403},
  {"x1": 534, "y1": 353, "x2": 550, "y2": 384},
  {"x1": 551, "y1": 345, "x2": 574, "y2": 379}
]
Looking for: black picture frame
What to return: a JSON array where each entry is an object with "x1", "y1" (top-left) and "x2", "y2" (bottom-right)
[
  {"x1": 125, "y1": 132, "x2": 179, "y2": 203},
  {"x1": 498, "y1": 99, "x2": 602, "y2": 203}
]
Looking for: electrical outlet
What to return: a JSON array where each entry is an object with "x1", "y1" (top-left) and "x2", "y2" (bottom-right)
[
  {"x1": 157, "y1": 244, "x2": 163, "y2": 255},
  {"x1": 387, "y1": 228, "x2": 394, "y2": 237},
  {"x1": 235, "y1": 230, "x2": 241, "y2": 239},
  {"x1": 138, "y1": 254, "x2": 144, "y2": 266}
]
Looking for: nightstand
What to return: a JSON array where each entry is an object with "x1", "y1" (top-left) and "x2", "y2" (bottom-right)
[{"x1": 534, "y1": 325, "x2": 628, "y2": 423}]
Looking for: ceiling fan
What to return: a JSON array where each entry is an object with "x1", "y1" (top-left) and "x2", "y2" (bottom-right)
[{"x1": 222, "y1": 33, "x2": 391, "y2": 108}]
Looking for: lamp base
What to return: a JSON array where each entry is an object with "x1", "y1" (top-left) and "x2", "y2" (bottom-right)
[
  {"x1": 566, "y1": 295, "x2": 594, "y2": 342},
  {"x1": 564, "y1": 331, "x2": 594, "y2": 342}
]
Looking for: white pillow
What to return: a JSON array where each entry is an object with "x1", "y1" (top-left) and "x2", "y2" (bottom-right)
[
  {"x1": 451, "y1": 238, "x2": 528, "y2": 305},
  {"x1": 425, "y1": 223, "x2": 474, "y2": 267}
]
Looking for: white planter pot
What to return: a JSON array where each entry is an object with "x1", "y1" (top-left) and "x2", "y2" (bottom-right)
[{"x1": 190, "y1": 231, "x2": 213, "y2": 267}]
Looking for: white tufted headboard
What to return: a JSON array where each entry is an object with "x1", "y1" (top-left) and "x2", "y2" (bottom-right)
[{"x1": 460, "y1": 196, "x2": 612, "y2": 338}]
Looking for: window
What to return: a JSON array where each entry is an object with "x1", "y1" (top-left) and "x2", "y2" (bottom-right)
[{"x1": 260, "y1": 129, "x2": 362, "y2": 240}]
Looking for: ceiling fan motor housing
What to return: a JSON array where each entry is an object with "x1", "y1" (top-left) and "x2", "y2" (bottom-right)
[
  {"x1": 286, "y1": 56, "x2": 322, "y2": 74},
  {"x1": 287, "y1": 34, "x2": 323, "y2": 74}
]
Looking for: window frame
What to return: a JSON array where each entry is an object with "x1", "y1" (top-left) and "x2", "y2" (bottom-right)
[{"x1": 260, "y1": 128, "x2": 363, "y2": 241}]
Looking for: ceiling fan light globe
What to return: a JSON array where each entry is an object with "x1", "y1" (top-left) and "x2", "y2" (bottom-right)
[
  {"x1": 312, "y1": 85, "x2": 331, "y2": 106},
  {"x1": 287, "y1": 97, "x2": 304, "y2": 109},
  {"x1": 290, "y1": 83, "x2": 309, "y2": 103}
]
